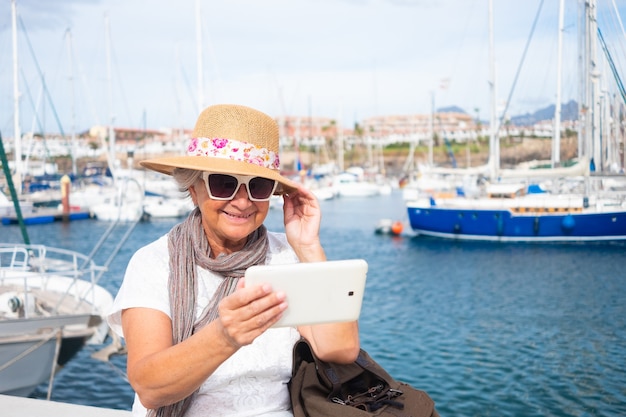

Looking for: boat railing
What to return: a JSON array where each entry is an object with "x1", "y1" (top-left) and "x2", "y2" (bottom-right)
[
  {"x1": 0, "y1": 246, "x2": 29, "y2": 270},
  {"x1": 0, "y1": 243, "x2": 107, "y2": 317}
]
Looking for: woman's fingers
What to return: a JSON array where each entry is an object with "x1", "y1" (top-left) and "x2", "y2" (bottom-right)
[{"x1": 217, "y1": 285, "x2": 287, "y2": 346}]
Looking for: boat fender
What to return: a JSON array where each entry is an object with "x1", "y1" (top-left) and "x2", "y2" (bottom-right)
[
  {"x1": 561, "y1": 214, "x2": 575, "y2": 231},
  {"x1": 533, "y1": 217, "x2": 540, "y2": 235},
  {"x1": 391, "y1": 221, "x2": 403, "y2": 235}
]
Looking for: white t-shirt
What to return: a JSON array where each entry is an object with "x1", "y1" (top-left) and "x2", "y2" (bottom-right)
[{"x1": 107, "y1": 231, "x2": 302, "y2": 417}]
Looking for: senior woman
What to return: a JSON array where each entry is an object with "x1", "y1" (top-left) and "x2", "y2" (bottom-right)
[{"x1": 107, "y1": 104, "x2": 360, "y2": 417}]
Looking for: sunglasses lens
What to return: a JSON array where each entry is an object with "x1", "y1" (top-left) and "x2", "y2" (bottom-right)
[
  {"x1": 208, "y1": 174, "x2": 238, "y2": 198},
  {"x1": 249, "y1": 177, "x2": 277, "y2": 200}
]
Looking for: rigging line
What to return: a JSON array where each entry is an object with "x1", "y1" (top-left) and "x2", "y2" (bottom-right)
[
  {"x1": 607, "y1": 0, "x2": 626, "y2": 79},
  {"x1": 65, "y1": 27, "x2": 102, "y2": 130},
  {"x1": 495, "y1": 0, "x2": 545, "y2": 138},
  {"x1": 20, "y1": 68, "x2": 55, "y2": 171},
  {"x1": 20, "y1": 67, "x2": 46, "y2": 134},
  {"x1": 17, "y1": 16, "x2": 66, "y2": 137},
  {"x1": 597, "y1": 27, "x2": 626, "y2": 105},
  {"x1": 609, "y1": 0, "x2": 626, "y2": 37},
  {"x1": 179, "y1": 57, "x2": 198, "y2": 115},
  {"x1": 110, "y1": 39, "x2": 136, "y2": 127}
]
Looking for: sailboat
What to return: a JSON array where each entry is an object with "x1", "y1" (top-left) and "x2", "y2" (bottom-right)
[{"x1": 404, "y1": 0, "x2": 626, "y2": 242}]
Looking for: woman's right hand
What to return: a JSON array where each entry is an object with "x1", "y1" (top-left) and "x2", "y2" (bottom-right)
[
  {"x1": 123, "y1": 281, "x2": 287, "y2": 410},
  {"x1": 216, "y1": 279, "x2": 288, "y2": 348}
]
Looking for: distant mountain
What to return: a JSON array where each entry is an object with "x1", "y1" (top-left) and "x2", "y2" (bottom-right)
[
  {"x1": 438, "y1": 100, "x2": 578, "y2": 126},
  {"x1": 438, "y1": 105, "x2": 467, "y2": 114},
  {"x1": 509, "y1": 100, "x2": 578, "y2": 126}
]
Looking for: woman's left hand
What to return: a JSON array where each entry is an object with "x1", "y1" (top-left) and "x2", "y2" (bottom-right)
[{"x1": 282, "y1": 185, "x2": 325, "y2": 262}]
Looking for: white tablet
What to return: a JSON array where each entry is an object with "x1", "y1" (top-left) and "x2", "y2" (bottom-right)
[{"x1": 244, "y1": 259, "x2": 368, "y2": 327}]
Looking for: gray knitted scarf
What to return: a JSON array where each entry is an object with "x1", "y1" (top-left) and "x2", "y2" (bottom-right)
[{"x1": 147, "y1": 207, "x2": 269, "y2": 417}]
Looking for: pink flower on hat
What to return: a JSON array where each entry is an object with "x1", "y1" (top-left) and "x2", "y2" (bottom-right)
[
  {"x1": 249, "y1": 156, "x2": 265, "y2": 166},
  {"x1": 186, "y1": 137, "x2": 280, "y2": 170},
  {"x1": 212, "y1": 138, "x2": 228, "y2": 148},
  {"x1": 187, "y1": 137, "x2": 199, "y2": 153}
]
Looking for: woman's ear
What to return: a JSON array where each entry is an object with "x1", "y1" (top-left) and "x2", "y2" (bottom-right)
[{"x1": 189, "y1": 182, "x2": 199, "y2": 206}]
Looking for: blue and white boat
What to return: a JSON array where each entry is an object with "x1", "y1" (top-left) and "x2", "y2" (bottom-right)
[
  {"x1": 406, "y1": 182, "x2": 626, "y2": 242},
  {"x1": 405, "y1": 0, "x2": 626, "y2": 242}
]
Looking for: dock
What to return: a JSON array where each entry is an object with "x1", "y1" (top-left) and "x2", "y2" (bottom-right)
[
  {"x1": 0, "y1": 395, "x2": 131, "y2": 416},
  {"x1": 1, "y1": 208, "x2": 92, "y2": 225}
]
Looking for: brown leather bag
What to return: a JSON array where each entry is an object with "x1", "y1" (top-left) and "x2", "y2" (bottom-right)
[{"x1": 289, "y1": 338, "x2": 440, "y2": 417}]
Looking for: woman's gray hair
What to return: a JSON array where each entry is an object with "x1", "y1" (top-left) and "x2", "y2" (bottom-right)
[{"x1": 172, "y1": 168, "x2": 203, "y2": 198}]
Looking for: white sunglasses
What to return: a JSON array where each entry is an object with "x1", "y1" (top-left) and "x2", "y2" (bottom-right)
[{"x1": 201, "y1": 172, "x2": 278, "y2": 202}]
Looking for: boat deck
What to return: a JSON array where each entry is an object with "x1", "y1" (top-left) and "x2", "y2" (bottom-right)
[{"x1": 0, "y1": 395, "x2": 131, "y2": 416}]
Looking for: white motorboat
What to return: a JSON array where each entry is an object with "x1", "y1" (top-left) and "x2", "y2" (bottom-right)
[
  {"x1": 0, "y1": 243, "x2": 114, "y2": 397},
  {"x1": 143, "y1": 195, "x2": 193, "y2": 218},
  {"x1": 90, "y1": 177, "x2": 145, "y2": 222}
]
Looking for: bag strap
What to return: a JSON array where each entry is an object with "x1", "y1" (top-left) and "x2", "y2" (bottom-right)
[
  {"x1": 293, "y1": 338, "x2": 397, "y2": 393},
  {"x1": 291, "y1": 338, "x2": 314, "y2": 377},
  {"x1": 354, "y1": 349, "x2": 396, "y2": 384}
]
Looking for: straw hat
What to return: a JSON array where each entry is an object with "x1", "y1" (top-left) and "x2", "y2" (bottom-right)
[{"x1": 141, "y1": 104, "x2": 298, "y2": 194}]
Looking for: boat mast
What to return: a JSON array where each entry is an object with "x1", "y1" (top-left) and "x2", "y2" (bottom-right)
[
  {"x1": 580, "y1": 0, "x2": 599, "y2": 168},
  {"x1": 66, "y1": 28, "x2": 77, "y2": 176},
  {"x1": 11, "y1": 0, "x2": 22, "y2": 195},
  {"x1": 488, "y1": 0, "x2": 498, "y2": 178},
  {"x1": 553, "y1": 0, "x2": 565, "y2": 168},
  {"x1": 428, "y1": 91, "x2": 434, "y2": 167},
  {"x1": 105, "y1": 13, "x2": 116, "y2": 177},
  {"x1": 196, "y1": 0, "x2": 204, "y2": 113},
  {"x1": 337, "y1": 109, "x2": 344, "y2": 172},
  {"x1": 589, "y1": 0, "x2": 601, "y2": 170}
]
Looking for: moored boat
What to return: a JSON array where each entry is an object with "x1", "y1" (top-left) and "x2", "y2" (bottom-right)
[
  {"x1": 406, "y1": 189, "x2": 626, "y2": 242},
  {"x1": 0, "y1": 243, "x2": 114, "y2": 397}
]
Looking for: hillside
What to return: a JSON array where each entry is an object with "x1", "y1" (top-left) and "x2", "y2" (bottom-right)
[
  {"x1": 280, "y1": 136, "x2": 579, "y2": 177},
  {"x1": 440, "y1": 100, "x2": 578, "y2": 126}
]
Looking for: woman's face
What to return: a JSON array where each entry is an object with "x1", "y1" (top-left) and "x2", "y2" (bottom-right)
[{"x1": 190, "y1": 175, "x2": 270, "y2": 256}]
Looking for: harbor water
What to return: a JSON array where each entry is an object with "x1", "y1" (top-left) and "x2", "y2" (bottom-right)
[{"x1": 2, "y1": 190, "x2": 625, "y2": 416}]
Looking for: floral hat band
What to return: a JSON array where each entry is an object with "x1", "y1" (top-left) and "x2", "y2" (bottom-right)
[{"x1": 187, "y1": 137, "x2": 280, "y2": 170}]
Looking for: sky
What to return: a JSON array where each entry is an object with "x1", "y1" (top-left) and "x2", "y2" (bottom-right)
[{"x1": 1, "y1": 0, "x2": 626, "y2": 136}]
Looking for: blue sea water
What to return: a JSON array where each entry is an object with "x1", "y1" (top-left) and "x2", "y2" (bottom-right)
[{"x1": 2, "y1": 190, "x2": 626, "y2": 416}]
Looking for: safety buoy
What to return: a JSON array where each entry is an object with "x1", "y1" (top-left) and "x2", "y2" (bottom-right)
[{"x1": 391, "y1": 221, "x2": 403, "y2": 235}]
